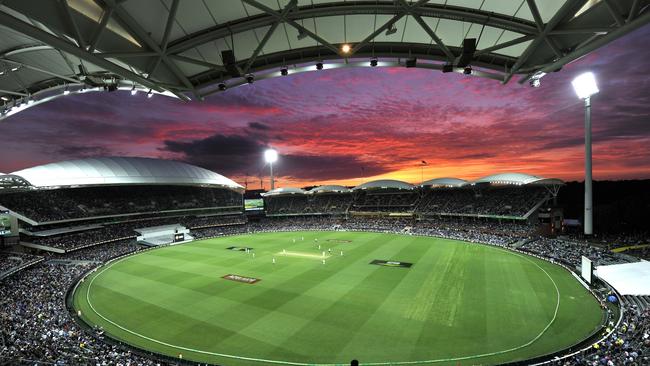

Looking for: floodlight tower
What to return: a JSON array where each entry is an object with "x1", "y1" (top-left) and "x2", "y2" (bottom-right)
[
  {"x1": 264, "y1": 148, "x2": 278, "y2": 191},
  {"x1": 572, "y1": 72, "x2": 599, "y2": 236}
]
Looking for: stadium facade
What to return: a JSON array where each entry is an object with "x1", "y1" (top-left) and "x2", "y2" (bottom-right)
[{"x1": 0, "y1": 157, "x2": 567, "y2": 249}]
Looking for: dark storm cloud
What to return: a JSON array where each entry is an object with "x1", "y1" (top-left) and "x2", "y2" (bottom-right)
[
  {"x1": 162, "y1": 133, "x2": 389, "y2": 180},
  {"x1": 278, "y1": 155, "x2": 389, "y2": 180},
  {"x1": 248, "y1": 122, "x2": 271, "y2": 130}
]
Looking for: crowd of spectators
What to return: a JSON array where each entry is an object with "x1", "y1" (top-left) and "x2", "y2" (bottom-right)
[
  {"x1": 593, "y1": 231, "x2": 650, "y2": 250},
  {"x1": 264, "y1": 194, "x2": 353, "y2": 215},
  {"x1": 31, "y1": 226, "x2": 136, "y2": 251},
  {"x1": 262, "y1": 186, "x2": 551, "y2": 218},
  {"x1": 26, "y1": 214, "x2": 247, "y2": 251},
  {"x1": 417, "y1": 186, "x2": 549, "y2": 217},
  {"x1": 554, "y1": 306, "x2": 649, "y2": 366},
  {"x1": 0, "y1": 243, "x2": 166, "y2": 365},
  {"x1": 61, "y1": 240, "x2": 145, "y2": 262},
  {"x1": 521, "y1": 237, "x2": 623, "y2": 268},
  {"x1": 0, "y1": 185, "x2": 242, "y2": 222},
  {"x1": 191, "y1": 216, "x2": 535, "y2": 248},
  {"x1": 351, "y1": 191, "x2": 418, "y2": 212},
  {"x1": 0, "y1": 252, "x2": 41, "y2": 277}
]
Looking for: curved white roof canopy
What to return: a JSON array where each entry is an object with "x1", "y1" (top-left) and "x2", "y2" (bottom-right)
[
  {"x1": 261, "y1": 187, "x2": 307, "y2": 197},
  {"x1": 354, "y1": 179, "x2": 415, "y2": 190},
  {"x1": 421, "y1": 177, "x2": 468, "y2": 187},
  {"x1": 308, "y1": 185, "x2": 352, "y2": 194},
  {"x1": 10, "y1": 157, "x2": 243, "y2": 191},
  {"x1": 0, "y1": 0, "x2": 646, "y2": 117},
  {"x1": 473, "y1": 172, "x2": 563, "y2": 186}
]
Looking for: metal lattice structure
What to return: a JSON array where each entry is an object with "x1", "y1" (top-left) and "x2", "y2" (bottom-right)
[{"x1": 0, "y1": 0, "x2": 648, "y2": 119}]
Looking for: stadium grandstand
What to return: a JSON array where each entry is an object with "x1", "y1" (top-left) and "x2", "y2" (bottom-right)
[
  {"x1": 0, "y1": 157, "x2": 245, "y2": 252},
  {"x1": 261, "y1": 173, "x2": 563, "y2": 222},
  {"x1": 0, "y1": 157, "x2": 649, "y2": 365}
]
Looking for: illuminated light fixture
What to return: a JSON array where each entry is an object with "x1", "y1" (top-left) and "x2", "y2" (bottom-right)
[
  {"x1": 385, "y1": 23, "x2": 398, "y2": 36},
  {"x1": 264, "y1": 148, "x2": 278, "y2": 164},
  {"x1": 316, "y1": 62, "x2": 323, "y2": 70},
  {"x1": 370, "y1": 58, "x2": 378, "y2": 67},
  {"x1": 10, "y1": 66, "x2": 19, "y2": 72},
  {"x1": 63, "y1": 86, "x2": 70, "y2": 95},
  {"x1": 131, "y1": 86, "x2": 137, "y2": 95},
  {"x1": 463, "y1": 66, "x2": 472, "y2": 75},
  {"x1": 341, "y1": 44, "x2": 351, "y2": 53},
  {"x1": 264, "y1": 148, "x2": 278, "y2": 191},
  {"x1": 218, "y1": 83, "x2": 227, "y2": 91},
  {"x1": 529, "y1": 71, "x2": 546, "y2": 88},
  {"x1": 572, "y1": 71, "x2": 599, "y2": 236},
  {"x1": 0, "y1": 70, "x2": 4, "y2": 76},
  {"x1": 147, "y1": 89, "x2": 153, "y2": 98},
  {"x1": 572, "y1": 71, "x2": 599, "y2": 99},
  {"x1": 0, "y1": 96, "x2": 8, "y2": 101},
  {"x1": 245, "y1": 74, "x2": 254, "y2": 84},
  {"x1": 280, "y1": 67, "x2": 288, "y2": 76}
]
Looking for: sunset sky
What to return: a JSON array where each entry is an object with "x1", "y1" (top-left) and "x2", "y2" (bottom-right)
[{"x1": 1, "y1": 25, "x2": 649, "y2": 189}]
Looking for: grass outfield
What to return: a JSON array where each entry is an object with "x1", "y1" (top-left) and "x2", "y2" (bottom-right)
[{"x1": 73, "y1": 231, "x2": 604, "y2": 365}]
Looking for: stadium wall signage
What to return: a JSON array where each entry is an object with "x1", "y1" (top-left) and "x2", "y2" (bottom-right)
[
  {"x1": 222, "y1": 274, "x2": 260, "y2": 284},
  {"x1": 370, "y1": 260, "x2": 413, "y2": 268},
  {"x1": 227, "y1": 246, "x2": 254, "y2": 251}
]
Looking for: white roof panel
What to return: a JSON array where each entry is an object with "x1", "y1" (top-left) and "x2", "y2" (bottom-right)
[
  {"x1": 308, "y1": 185, "x2": 353, "y2": 194},
  {"x1": 473, "y1": 172, "x2": 563, "y2": 186},
  {"x1": 11, "y1": 157, "x2": 243, "y2": 190},
  {"x1": 262, "y1": 187, "x2": 307, "y2": 196},
  {"x1": 422, "y1": 178, "x2": 469, "y2": 187},
  {"x1": 354, "y1": 179, "x2": 415, "y2": 190}
]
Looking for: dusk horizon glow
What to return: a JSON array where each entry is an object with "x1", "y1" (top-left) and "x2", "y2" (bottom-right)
[{"x1": 1, "y1": 25, "x2": 649, "y2": 190}]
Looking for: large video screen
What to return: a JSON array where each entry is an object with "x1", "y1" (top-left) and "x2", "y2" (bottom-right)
[
  {"x1": 245, "y1": 199, "x2": 264, "y2": 211},
  {"x1": 0, "y1": 211, "x2": 12, "y2": 236}
]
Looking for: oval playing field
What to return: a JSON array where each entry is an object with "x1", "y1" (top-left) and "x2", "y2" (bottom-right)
[{"x1": 73, "y1": 231, "x2": 605, "y2": 365}]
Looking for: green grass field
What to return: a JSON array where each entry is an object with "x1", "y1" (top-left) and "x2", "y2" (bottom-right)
[{"x1": 73, "y1": 231, "x2": 604, "y2": 365}]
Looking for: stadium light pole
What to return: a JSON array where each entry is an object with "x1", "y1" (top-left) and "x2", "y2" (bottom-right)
[
  {"x1": 264, "y1": 149, "x2": 278, "y2": 191},
  {"x1": 572, "y1": 72, "x2": 599, "y2": 236}
]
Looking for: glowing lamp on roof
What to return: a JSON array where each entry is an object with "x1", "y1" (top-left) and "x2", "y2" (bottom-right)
[
  {"x1": 341, "y1": 44, "x2": 351, "y2": 53},
  {"x1": 264, "y1": 149, "x2": 278, "y2": 163}
]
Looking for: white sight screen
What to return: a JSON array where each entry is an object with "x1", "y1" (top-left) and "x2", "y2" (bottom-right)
[{"x1": 581, "y1": 256, "x2": 593, "y2": 284}]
